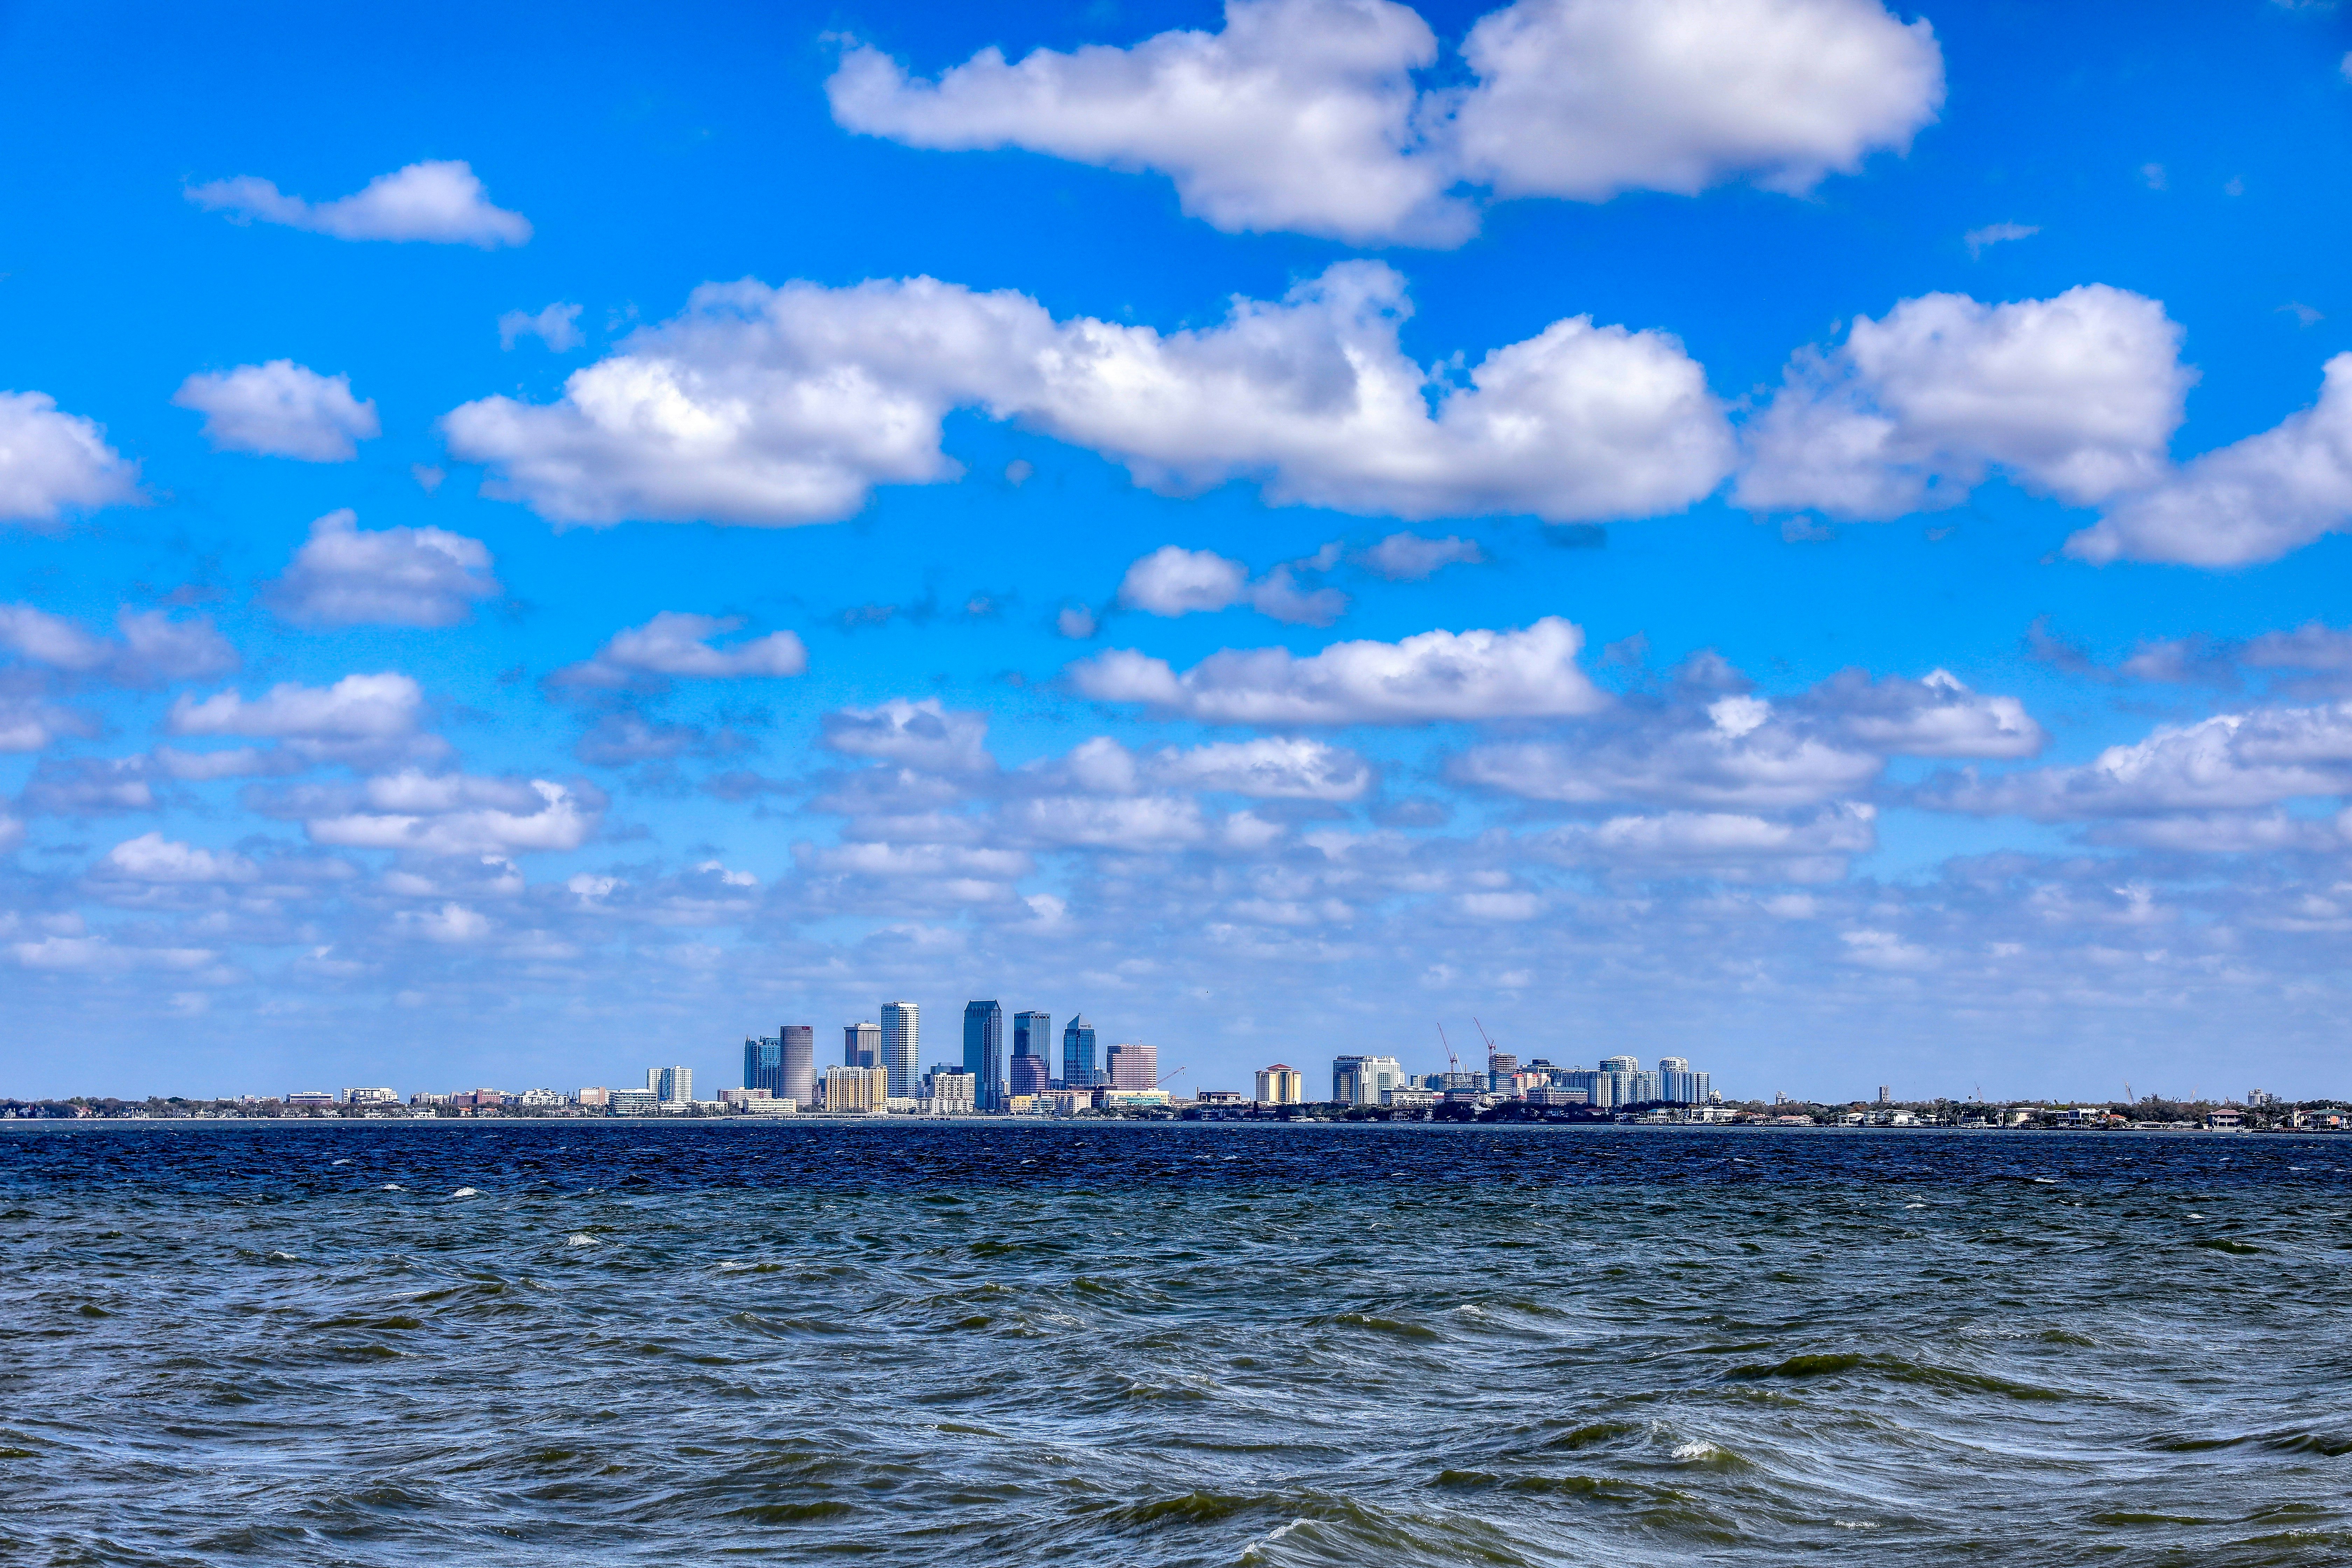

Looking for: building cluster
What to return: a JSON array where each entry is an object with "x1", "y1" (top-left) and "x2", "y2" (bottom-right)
[{"x1": 1253, "y1": 1052, "x2": 1716, "y2": 1112}]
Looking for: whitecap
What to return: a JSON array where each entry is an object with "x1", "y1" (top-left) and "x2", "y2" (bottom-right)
[
  {"x1": 567, "y1": 1233, "x2": 598, "y2": 1247},
  {"x1": 331, "y1": 1158, "x2": 351, "y2": 1166},
  {"x1": 2032, "y1": 1177, "x2": 2058, "y2": 1184},
  {"x1": 270, "y1": 1250, "x2": 298, "y2": 1261},
  {"x1": 380, "y1": 1183, "x2": 403, "y2": 1191},
  {"x1": 716, "y1": 1260, "x2": 756, "y2": 1271},
  {"x1": 1904, "y1": 1202, "x2": 1926, "y2": 1209},
  {"x1": 2186, "y1": 1212, "x2": 2205, "y2": 1219},
  {"x1": 450, "y1": 1186, "x2": 480, "y2": 1198},
  {"x1": 1669, "y1": 1441, "x2": 1722, "y2": 1462}
]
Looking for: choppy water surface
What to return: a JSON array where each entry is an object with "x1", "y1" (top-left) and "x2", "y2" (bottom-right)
[{"x1": 4, "y1": 1122, "x2": 2349, "y2": 1566}]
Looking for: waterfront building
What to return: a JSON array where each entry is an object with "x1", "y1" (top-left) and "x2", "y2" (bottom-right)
[
  {"x1": 1486, "y1": 1052, "x2": 1518, "y2": 1092},
  {"x1": 1658, "y1": 1061, "x2": 1711, "y2": 1105},
  {"x1": 881, "y1": 1002, "x2": 919, "y2": 1096},
  {"x1": 1385, "y1": 1087, "x2": 1441, "y2": 1110},
  {"x1": 1332, "y1": 1055, "x2": 1405, "y2": 1106},
  {"x1": 343, "y1": 1086, "x2": 398, "y2": 1105},
  {"x1": 964, "y1": 1000, "x2": 1003, "y2": 1111},
  {"x1": 1528, "y1": 1086, "x2": 1590, "y2": 1107},
  {"x1": 1063, "y1": 1015, "x2": 1099, "y2": 1087},
  {"x1": 1255, "y1": 1064, "x2": 1303, "y2": 1104},
  {"x1": 517, "y1": 1088, "x2": 563, "y2": 1108},
  {"x1": 845, "y1": 1021, "x2": 880, "y2": 1069},
  {"x1": 648, "y1": 1066, "x2": 692, "y2": 1104},
  {"x1": 1101, "y1": 1088, "x2": 1171, "y2": 1110},
  {"x1": 744, "y1": 1036, "x2": 784, "y2": 1097},
  {"x1": 1105, "y1": 1041, "x2": 1159, "y2": 1091},
  {"x1": 1010, "y1": 1052, "x2": 1050, "y2": 1097},
  {"x1": 781, "y1": 1026, "x2": 815, "y2": 1107},
  {"x1": 718, "y1": 1087, "x2": 766, "y2": 1105},
  {"x1": 285, "y1": 1090, "x2": 335, "y2": 1107},
  {"x1": 921, "y1": 1066, "x2": 977, "y2": 1114},
  {"x1": 1877, "y1": 1084, "x2": 1893, "y2": 1105},
  {"x1": 609, "y1": 1088, "x2": 659, "y2": 1114},
  {"x1": 575, "y1": 1087, "x2": 609, "y2": 1107},
  {"x1": 1013, "y1": 1007, "x2": 1050, "y2": 1080},
  {"x1": 825, "y1": 1064, "x2": 891, "y2": 1114},
  {"x1": 739, "y1": 1097, "x2": 796, "y2": 1115}
]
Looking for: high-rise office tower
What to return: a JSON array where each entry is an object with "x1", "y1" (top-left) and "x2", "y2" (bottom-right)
[
  {"x1": 1013, "y1": 1009, "x2": 1050, "y2": 1088},
  {"x1": 963, "y1": 1000, "x2": 1003, "y2": 1111},
  {"x1": 881, "y1": 1001, "x2": 919, "y2": 1098},
  {"x1": 1487, "y1": 1051, "x2": 1519, "y2": 1092},
  {"x1": 845, "y1": 1021, "x2": 880, "y2": 1069},
  {"x1": 1332, "y1": 1055, "x2": 1405, "y2": 1105},
  {"x1": 1062, "y1": 1015, "x2": 1098, "y2": 1087},
  {"x1": 780, "y1": 1025, "x2": 815, "y2": 1107},
  {"x1": 744, "y1": 1037, "x2": 784, "y2": 1097},
  {"x1": 1105, "y1": 1041, "x2": 1158, "y2": 1091},
  {"x1": 1255, "y1": 1064, "x2": 1302, "y2": 1104},
  {"x1": 649, "y1": 1065, "x2": 691, "y2": 1103},
  {"x1": 1010, "y1": 1052, "x2": 1050, "y2": 1097}
]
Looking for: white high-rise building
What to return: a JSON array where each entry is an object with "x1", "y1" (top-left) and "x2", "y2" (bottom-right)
[
  {"x1": 1332, "y1": 1054, "x2": 1406, "y2": 1106},
  {"x1": 648, "y1": 1065, "x2": 691, "y2": 1104},
  {"x1": 881, "y1": 1002, "x2": 920, "y2": 1098}
]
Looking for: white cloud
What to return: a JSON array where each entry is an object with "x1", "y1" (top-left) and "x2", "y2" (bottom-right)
[
  {"x1": 172, "y1": 361, "x2": 380, "y2": 461},
  {"x1": 1962, "y1": 222, "x2": 2038, "y2": 259},
  {"x1": 807, "y1": 841, "x2": 1033, "y2": 881},
  {"x1": 0, "y1": 391, "x2": 139, "y2": 524},
  {"x1": 1455, "y1": 697, "x2": 1881, "y2": 807},
  {"x1": 152, "y1": 746, "x2": 278, "y2": 781},
  {"x1": 1072, "y1": 615, "x2": 1603, "y2": 724},
  {"x1": 2066, "y1": 354, "x2": 2352, "y2": 567},
  {"x1": 267, "y1": 509, "x2": 500, "y2": 627},
  {"x1": 1008, "y1": 794, "x2": 1210, "y2": 849},
  {"x1": 1535, "y1": 803, "x2": 1876, "y2": 882},
  {"x1": 99, "y1": 833, "x2": 257, "y2": 884},
  {"x1": 0, "y1": 604, "x2": 237, "y2": 686},
  {"x1": 308, "y1": 778, "x2": 596, "y2": 857},
  {"x1": 1920, "y1": 702, "x2": 2352, "y2": 820},
  {"x1": 1442, "y1": 0, "x2": 1942, "y2": 204},
  {"x1": 829, "y1": 0, "x2": 1462, "y2": 245},
  {"x1": 1807, "y1": 668, "x2": 2045, "y2": 758},
  {"x1": 1736, "y1": 286, "x2": 2192, "y2": 519},
  {"x1": 1153, "y1": 736, "x2": 1374, "y2": 800},
  {"x1": 169, "y1": 673, "x2": 424, "y2": 742},
  {"x1": 1362, "y1": 531, "x2": 1482, "y2": 580},
  {"x1": 397, "y1": 902, "x2": 494, "y2": 942},
  {"x1": 829, "y1": 0, "x2": 1942, "y2": 245},
  {"x1": 1117, "y1": 544, "x2": 1348, "y2": 625},
  {"x1": 821, "y1": 698, "x2": 995, "y2": 774},
  {"x1": 554, "y1": 611, "x2": 808, "y2": 687},
  {"x1": 499, "y1": 302, "x2": 584, "y2": 351},
  {"x1": 0, "y1": 697, "x2": 94, "y2": 752},
  {"x1": 186, "y1": 160, "x2": 531, "y2": 247},
  {"x1": 442, "y1": 263, "x2": 1730, "y2": 527},
  {"x1": 1057, "y1": 605, "x2": 1098, "y2": 639}
]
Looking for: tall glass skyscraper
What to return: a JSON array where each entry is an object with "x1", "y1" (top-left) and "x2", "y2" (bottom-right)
[
  {"x1": 881, "y1": 1002, "x2": 919, "y2": 1099},
  {"x1": 1013, "y1": 1009, "x2": 1050, "y2": 1086},
  {"x1": 744, "y1": 1036, "x2": 784, "y2": 1097},
  {"x1": 1062, "y1": 1015, "x2": 1097, "y2": 1087},
  {"x1": 845, "y1": 1021, "x2": 880, "y2": 1069},
  {"x1": 780, "y1": 1024, "x2": 815, "y2": 1107},
  {"x1": 962, "y1": 1000, "x2": 1002, "y2": 1111}
]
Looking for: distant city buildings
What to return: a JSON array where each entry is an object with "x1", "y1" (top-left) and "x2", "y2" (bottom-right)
[
  {"x1": 1011, "y1": 1010, "x2": 1051, "y2": 1096},
  {"x1": 648, "y1": 1066, "x2": 691, "y2": 1104},
  {"x1": 1105, "y1": 1042, "x2": 1158, "y2": 1091},
  {"x1": 1255, "y1": 1064, "x2": 1303, "y2": 1104},
  {"x1": 845, "y1": 1021, "x2": 880, "y2": 1070},
  {"x1": 1063, "y1": 1015, "x2": 1098, "y2": 1087},
  {"x1": 922, "y1": 1065, "x2": 976, "y2": 1114},
  {"x1": 964, "y1": 1001, "x2": 1004, "y2": 1111},
  {"x1": 1333, "y1": 1055, "x2": 1404, "y2": 1106},
  {"x1": 881, "y1": 1003, "x2": 920, "y2": 1098},
  {"x1": 826, "y1": 1064, "x2": 891, "y2": 1114}
]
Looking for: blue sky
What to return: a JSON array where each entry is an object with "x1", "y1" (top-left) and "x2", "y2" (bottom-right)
[{"x1": 3, "y1": 0, "x2": 2351, "y2": 1104}]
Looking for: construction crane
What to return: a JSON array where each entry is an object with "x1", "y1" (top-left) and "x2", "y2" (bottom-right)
[
  {"x1": 1153, "y1": 1066, "x2": 1188, "y2": 1090},
  {"x1": 1473, "y1": 1017, "x2": 1498, "y2": 1064},
  {"x1": 1437, "y1": 1023, "x2": 1461, "y2": 1076}
]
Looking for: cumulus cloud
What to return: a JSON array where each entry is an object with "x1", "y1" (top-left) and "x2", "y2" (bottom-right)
[
  {"x1": 172, "y1": 361, "x2": 380, "y2": 461},
  {"x1": 186, "y1": 160, "x2": 531, "y2": 247},
  {"x1": 18, "y1": 756, "x2": 157, "y2": 816},
  {"x1": 1362, "y1": 531, "x2": 1482, "y2": 580},
  {"x1": 0, "y1": 391, "x2": 140, "y2": 524},
  {"x1": 306, "y1": 775, "x2": 598, "y2": 857},
  {"x1": 553, "y1": 612, "x2": 808, "y2": 688},
  {"x1": 1736, "y1": 286, "x2": 2192, "y2": 519},
  {"x1": 98, "y1": 832, "x2": 258, "y2": 884},
  {"x1": 168, "y1": 674, "x2": 431, "y2": 766},
  {"x1": 1533, "y1": 802, "x2": 1877, "y2": 882},
  {"x1": 1007, "y1": 794, "x2": 1210, "y2": 849},
  {"x1": 1918, "y1": 703, "x2": 2352, "y2": 821},
  {"x1": 1032, "y1": 735, "x2": 1374, "y2": 800},
  {"x1": 442, "y1": 262, "x2": 1730, "y2": 528},
  {"x1": 266, "y1": 509, "x2": 500, "y2": 627},
  {"x1": 0, "y1": 604, "x2": 237, "y2": 687},
  {"x1": 2066, "y1": 354, "x2": 2352, "y2": 567},
  {"x1": 1117, "y1": 544, "x2": 1348, "y2": 625},
  {"x1": 821, "y1": 698, "x2": 995, "y2": 774},
  {"x1": 499, "y1": 302, "x2": 584, "y2": 351},
  {"x1": 1456, "y1": 694, "x2": 1882, "y2": 808},
  {"x1": 0, "y1": 696, "x2": 96, "y2": 752},
  {"x1": 1805, "y1": 668, "x2": 2046, "y2": 758},
  {"x1": 1074, "y1": 615, "x2": 1603, "y2": 724},
  {"x1": 829, "y1": 0, "x2": 1942, "y2": 245}
]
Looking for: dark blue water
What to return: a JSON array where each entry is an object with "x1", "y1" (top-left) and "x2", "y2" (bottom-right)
[{"x1": 4, "y1": 1121, "x2": 2348, "y2": 1566}]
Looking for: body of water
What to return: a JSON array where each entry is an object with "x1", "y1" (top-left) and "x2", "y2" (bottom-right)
[{"x1": 3, "y1": 1121, "x2": 2347, "y2": 1565}]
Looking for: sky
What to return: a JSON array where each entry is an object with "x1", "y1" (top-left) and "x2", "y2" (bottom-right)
[{"x1": 2, "y1": 0, "x2": 2350, "y2": 1105}]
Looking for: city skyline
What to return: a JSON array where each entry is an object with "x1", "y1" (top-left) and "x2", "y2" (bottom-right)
[{"x1": 4, "y1": 2, "x2": 2352, "y2": 1105}]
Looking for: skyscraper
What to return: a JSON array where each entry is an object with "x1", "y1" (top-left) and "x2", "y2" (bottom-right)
[
  {"x1": 1255, "y1": 1064, "x2": 1302, "y2": 1104},
  {"x1": 1105, "y1": 1041, "x2": 1158, "y2": 1091},
  {"x1": 1062, "y1": 1015, "x2": 1098, "y2": 1087},
  {"x1": 845, "y1": 1021, "x2": 880, "y2": 1069},
  {"x1": 881, "y1": 1001, "x2": 919, "y2": 1098},
  {"x1": 1013, "y1": 1009, "x2": 1050, "y2": 1091},
  {"x1": 780, "y1": 1025, "x2": 815, "y2": 1107},
  {"x1": 744, "y1": 1037, "x2": 783, "y2": 1097},
  {"x1": 649, "y1": 1065, "x2": 691, "y2": 1104},
  {"x1": 963, "y1": 1000, "x2": 1003, "y2": 1111}
]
